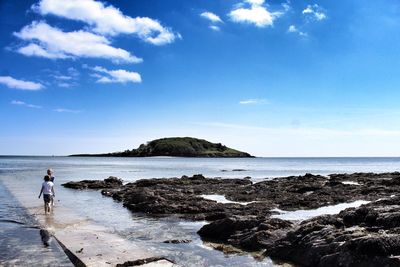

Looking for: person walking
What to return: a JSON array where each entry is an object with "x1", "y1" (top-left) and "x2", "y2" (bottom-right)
[
  {"x1": 38, "y1": 175, "x2": 55, "y2": 215},
  {"x1": 47, "y1": 169, "x2": 55, "y2": 206},
  {"x1": 47, "y1": 169, "x2": 55, "y2": 182}
]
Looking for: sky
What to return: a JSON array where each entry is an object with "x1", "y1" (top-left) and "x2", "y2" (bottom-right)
[{"x1": 1, "y1": 0, "x2": 400, "y2": 156}]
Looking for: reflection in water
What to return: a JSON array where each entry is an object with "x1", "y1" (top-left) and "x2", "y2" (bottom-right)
[
  {"x1": 40, "y1": 229, "x2": 51, "y2": 247},
  {"x1": 0, "y1": 182, "x2": 72, "y2": 266}
]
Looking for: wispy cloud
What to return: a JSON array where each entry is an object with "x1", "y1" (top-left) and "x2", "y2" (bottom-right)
[
  {"x1": 67, "y1": 67, "x2": 80, "y2": 77},
  {"x1": 195, "y1": 121, "x2": 400, "y2": 137},
  {"x1": 42, "y1": 68, "x2": 79, "y2": 88},
  {"x1": 53, "y1": 108, "x2": 81, "y2": 113},
  {"x1": 57, "y1": 82, "x2": 76, "y2": 88},
  {"x1": 282, "y1": 1, "x2": 291, "y2": 12},
  {"x1": 11, "y1": 100, "x2": 81, "y2": 113},
  {"x1": 32, "y1": 0, "x2": 180, "y2": 45},
  {"x1": 239, "y1": 98, "x2": 268, "y2": 105},
  {"x1": 0, "y1": 76, "x2": 43, "y2": 90},
  {"x1": 91, "y1": 66, "x2": 141, "y2": 84},
  {"x1": 201, "y1": 12, "x2": 223, "y2": 23},
  {"x1": 302, "y1": 4, "x2": 327, "y2": 21},
  {"x1": 11, "y1": 100, "x2": 42, "y2": 109},
  {"x1": 209, "y1": 25, "x2": 221, "y2": 31},
  {"x1": 287, "y1": 25, "x2": 307, "y2": 36},
  {"x1": 14, "y1": 21, "x2": 142, "y2": 63},
  {"x1": 52, "y1": 75, "x2": 72, "y2": 80},
  {"x1": 229, "y1": 0, "x2": 286, "y2": 27}
]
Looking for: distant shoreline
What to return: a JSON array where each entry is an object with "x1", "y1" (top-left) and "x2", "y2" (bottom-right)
[{"x1": 3, "y1": 155, "x2": 400, "y2": 158}]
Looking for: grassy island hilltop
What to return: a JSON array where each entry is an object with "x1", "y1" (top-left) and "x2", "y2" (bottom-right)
[{"x1": 71, "y1": 137, "x2": 253, "y2": 158}]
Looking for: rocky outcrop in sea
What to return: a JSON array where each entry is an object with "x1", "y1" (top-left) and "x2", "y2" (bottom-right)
[{"x1": 63, "y1": 172, "x2": 400, "y2": 266}]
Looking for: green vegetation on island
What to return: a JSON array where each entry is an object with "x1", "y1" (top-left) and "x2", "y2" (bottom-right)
[{"x1": 71, "y1": 137, "x2": 253, "y2": 158}]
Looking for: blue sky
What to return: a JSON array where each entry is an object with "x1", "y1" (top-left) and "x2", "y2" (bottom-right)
[{"x1": 1, "y1": 0, "x2": 400, "y2": 156}]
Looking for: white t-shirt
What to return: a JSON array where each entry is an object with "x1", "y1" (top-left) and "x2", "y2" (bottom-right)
[{"x1": 42, "y1": 181, "x2": 54, "y2": 195}]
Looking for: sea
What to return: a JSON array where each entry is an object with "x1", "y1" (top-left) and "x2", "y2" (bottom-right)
[{"x1": 1, "y1": 156, "x2": 400, "y2": 266}]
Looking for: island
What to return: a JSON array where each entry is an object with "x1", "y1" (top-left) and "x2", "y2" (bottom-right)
[{"x1": 70, "y1": 137, "x2": 253, "y2": 158}]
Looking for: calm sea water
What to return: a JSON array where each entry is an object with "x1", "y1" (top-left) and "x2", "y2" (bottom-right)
[{"x1": 1, "y1": 156, "x2": 400, "y2": 266}]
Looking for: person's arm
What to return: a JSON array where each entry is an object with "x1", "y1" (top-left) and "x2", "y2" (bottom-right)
[
  {"x1": 38, "y1": 186, "x2": 43, "y2": 198},
  {"x1": 52, "y1": 186, "x2": 55, "y2": 198}
]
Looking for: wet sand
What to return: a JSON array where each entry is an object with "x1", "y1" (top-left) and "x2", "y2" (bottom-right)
[{"x1": 1, "y1": 176, "x2": 175, "y2": 267}]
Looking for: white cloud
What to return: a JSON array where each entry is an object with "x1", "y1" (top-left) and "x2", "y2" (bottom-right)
[
  {"x1": 14, "y1": 21, "x2": 142, "y2": 63},
  {"x1": 0, "y1": 76, "x2": 43, "y2": 90},
  {"x1": 302, "y1": 4, "x2": 327, "y2": 21},
  {"x1": 11, "y1": 100, "x2": 42, "y2": 109},
  {"x1": 302, "y1": 6, "x2": 313, "y2": 14},
  {"x1": 209, "y1": 25, "x2": 220, "y2": 31},
  {"x1": 17, "y1": 43, "x2": 68, "y2": 59},
  {"x1": 247, "y1": 0, "x2": 265, "y2": 5},
  {"x1": 32, "y1": 0, "x2": 179, "y2": 45},
  {"x1": 200, "y1": 12, "x2": 223, "y2": 23},
  {"x1": 239, "y1": 98, "x2": 268, "y2": 105},
  {"x1": 315, "y1": 12, "x2": 326, "y2": 21},
  {"x1": 229, "y1": 0, "x2": 285, "y2": 27},
  {"x1": 288, "y1": 25, "x2": 297, "y2": 32},
  {"x1": 53, "y1": 108, "x2": 81, "y2": 113},
  {"x1": 288, "y1": 25, "x2": 307, "y2": 36},
  {"x1": 92, "y1": 66, "x2": 141, "y2": 84}
]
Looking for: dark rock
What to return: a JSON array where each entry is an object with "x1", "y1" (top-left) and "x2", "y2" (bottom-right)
[
  {"x1": 163, "y1": 239, "x2": 192, "y2": 244},
  {"x1": 204, "y1": 242, "x2": 245, "y2": 254},
  {"x1": 267, "y1": 198, "x2": 400, "y2": 266},
  {"x1": 116, "y1": 257, "x2": 174, "y2": 267},
  {"x1": 62, "y1": 176, "x2": 122, "y2": 189},
  {"x1": 198, "y1": 217, "x2": 293, "y2": 251}
]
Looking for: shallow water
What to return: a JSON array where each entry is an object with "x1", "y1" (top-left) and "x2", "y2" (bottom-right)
[
  {"x1": 341, "y1": 181, "x2": 361, "y2": 185},
  {"x1": 272, "y1": 200, "x2": 370, "y2": 221},
  {"x1": 0, "y1": 181, "x2": 72, "y2": 266},
  {"x1": 200, "y1": 194, "x2": 254, "y2": 205},
  {"x1": 1, "y1": 156, "x2": 400, "y2": 266}
]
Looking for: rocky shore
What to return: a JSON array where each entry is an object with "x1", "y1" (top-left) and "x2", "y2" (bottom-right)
[{"x1": 62, "y1": 172, "x2": 400, "y2": 266}]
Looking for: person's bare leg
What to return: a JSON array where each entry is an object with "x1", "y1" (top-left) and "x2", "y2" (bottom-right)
[{"x1": 44, "y1": 203, "x2": 47, "y2": 215}]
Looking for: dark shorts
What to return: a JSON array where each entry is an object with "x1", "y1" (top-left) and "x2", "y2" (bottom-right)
[{"x1": 43, "y1": 194, "x2": 52, "y2": 203}]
